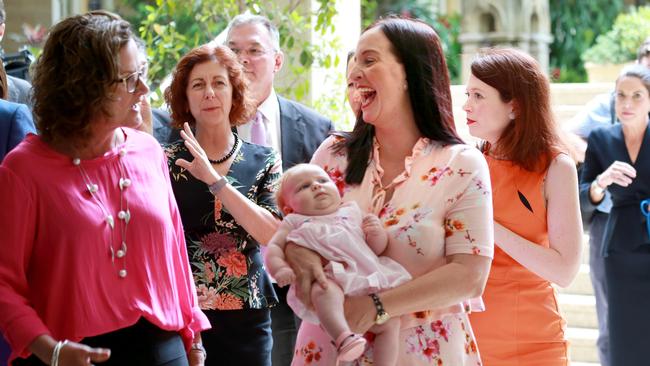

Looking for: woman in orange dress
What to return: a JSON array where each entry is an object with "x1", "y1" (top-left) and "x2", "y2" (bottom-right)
[{"x1": 463, "y1": 48, "x2": 583, "y2": 365}]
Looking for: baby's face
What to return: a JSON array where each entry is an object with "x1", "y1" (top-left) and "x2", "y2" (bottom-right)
[{"x1": 283, "y1": 166, "x2": 342, "y2": 216}]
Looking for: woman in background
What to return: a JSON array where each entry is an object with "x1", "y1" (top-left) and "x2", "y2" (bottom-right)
[
  {"x1": 579, "y1": 64, "x2": 650, "y2": 365},
  {"x1": 465, "y1": 48, "x2": 582, "y2": 366},
  {"x1": 164, "y1": 44, "x2": 281, "y2": 366}
]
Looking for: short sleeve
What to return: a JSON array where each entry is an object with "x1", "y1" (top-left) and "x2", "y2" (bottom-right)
[{"x1": 443, "y1": 147, "x2": 494, "y2": 259}]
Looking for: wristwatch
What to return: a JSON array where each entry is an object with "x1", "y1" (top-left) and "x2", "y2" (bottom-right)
[
  {"x1": 208, "y1": 176, "x2": 228, "y2": 195},
  {"x1": 369, "y1": 293, "x2": 390, "y2": 325}
]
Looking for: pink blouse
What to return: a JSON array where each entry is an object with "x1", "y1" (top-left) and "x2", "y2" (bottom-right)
[
  {"x1": 0, "y1": 129, "x2": 210, "y2": 362},
  {"x1": 311, "y1": 136, "x2": 494, "y2": 328}
]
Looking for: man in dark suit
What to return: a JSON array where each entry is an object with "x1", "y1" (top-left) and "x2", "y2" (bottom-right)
[
  {"x1": 0, "y1": 98, "x2": 34, "y2": 162},
  {"x1": 226, "y1": 13, "x2": 333, "y2": 366}
]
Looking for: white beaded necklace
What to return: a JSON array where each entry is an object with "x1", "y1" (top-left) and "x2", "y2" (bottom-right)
[{"x1": 73, "y1": 147, "x2": 132, "y2": 278}]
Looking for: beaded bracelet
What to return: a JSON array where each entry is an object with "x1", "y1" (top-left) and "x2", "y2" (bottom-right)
[{"x1": 51, "y1": 340, "x2": 69, "y2": 366}]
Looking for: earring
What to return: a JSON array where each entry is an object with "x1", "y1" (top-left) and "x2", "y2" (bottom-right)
[{"x1": 508, "y1": 112, "x2": 515, "y2": 120}]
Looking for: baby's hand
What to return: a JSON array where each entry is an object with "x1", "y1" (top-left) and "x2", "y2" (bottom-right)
[
  {"x1": 362, "y1": 214, "x2": 383, "y2": 236},
  {"x1": 274, "y1": 267, "x2": 296, "y2": 287},
  {"x1": 362, "y1": 214, "x2": 388, "y2": 249}
]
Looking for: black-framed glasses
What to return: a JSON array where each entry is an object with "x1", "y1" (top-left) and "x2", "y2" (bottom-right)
[{"x1": 115, "y1": 70, "x2": 144, "y2": 93}]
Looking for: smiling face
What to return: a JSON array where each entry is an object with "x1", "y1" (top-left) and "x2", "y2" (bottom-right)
[
  {"x1": 186, "y1": 60, "x2": 233, "y2": 128},
  {"x1": 103, "y1": 38, "x2": 149, "y2": 130},
  {"x1": 281, "y1": 165, "x2": 342, "y2": 216},
  {"x1": 615, "y1": 75, "x2": 650, "y2": 125},
  {"x1": 463, "y1": 73, "x2": 514, "y2": 145},
  {"x1": 350, "y1": 27, "x2": 409, "y2": 127},
  {"x1": 226, "y1": 23, "x2": 282, "y2": 105}
]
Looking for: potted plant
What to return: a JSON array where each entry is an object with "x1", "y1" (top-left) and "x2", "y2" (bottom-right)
[{"x1": 582, "y1": 6, "x2": 650, "y2": 82}]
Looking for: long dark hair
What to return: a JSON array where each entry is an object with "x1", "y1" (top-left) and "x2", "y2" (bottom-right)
[{"x1": 334, "y1": 16, "x2": 462, "y2": 184}]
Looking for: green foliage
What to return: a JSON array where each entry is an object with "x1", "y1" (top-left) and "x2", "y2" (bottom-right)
[
  {"x1": 549, "y1": 0, "x2": 623, "y2": 82},
  {"x1": 360, "y1": 0, "x2": 462, "y2": 83},
  {"x1": 582, "y1": 6, "x2": 650, "y2": 65},
  {"x1": 121, "y1": 0, "x2": 340, "y2": 117}
]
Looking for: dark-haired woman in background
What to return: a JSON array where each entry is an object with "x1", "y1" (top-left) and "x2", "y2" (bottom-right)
[
  {"x1": 286, "y1": 17, "x2": 494, "y2": 365},
  {"x1": 579, "y1": 64, "x2": 650, "y2": 365},
  {"x1": 465, "y1": 48, "x2": 582, "y2": 366}
]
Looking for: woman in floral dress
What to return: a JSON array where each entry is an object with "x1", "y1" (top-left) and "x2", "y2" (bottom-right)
[
  {"x1": 285, "y1": 17, "x2": 495, "y2": 366},
  {"x1": 164, "y1": 44, "x2": 281, "y2": 366}
]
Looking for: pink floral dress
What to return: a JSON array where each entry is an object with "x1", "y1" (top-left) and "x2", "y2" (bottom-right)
[{"x1": 291, "y1": 136, "x2": 494, "y2": 366}]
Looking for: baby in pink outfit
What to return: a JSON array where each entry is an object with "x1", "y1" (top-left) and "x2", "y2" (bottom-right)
[{"x1": 265, "y1": 164, "x2": 411, "y2": 365}]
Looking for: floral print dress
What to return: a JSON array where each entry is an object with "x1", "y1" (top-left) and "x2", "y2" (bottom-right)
[
  {"x1": 164, "y1": 138, "x2": 281, "y2": 311},
  {"x1": 291, "y1": 136, "x2": 494, "y2": 366}
]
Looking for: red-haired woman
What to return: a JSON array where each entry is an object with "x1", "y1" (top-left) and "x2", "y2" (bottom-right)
[
  {"x1": 163, "y1": 44, "x2": 281, "y2": 366},
  {"x1": 464, "y1": 48, "x2": 582, "y2": 365}
]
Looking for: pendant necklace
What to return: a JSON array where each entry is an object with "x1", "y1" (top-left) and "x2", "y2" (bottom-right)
[
  {"x1": 73, "y1": 146, "x2": 132, "y2": 278},
  {"x1": 208, "y1": 133, "x2": 240, "y2": 164}
]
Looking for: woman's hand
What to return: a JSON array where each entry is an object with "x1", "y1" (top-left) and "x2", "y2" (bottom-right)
[
  {"x1": 598, "y1": 160, "x2": 637, "y2": 188},
  {"x1": 343, "y1": 295, "x2": 376, "y2": 334},
  {"x1": 188, "y1": 349, "x2": 206, "y2": 366},
  {"x1": 57, "y1": 341, "x2": 111, "y2": 366},
  {"x1": 285, "y1": 243, "x2": 328, "y2": 308},
  {"x1": 175, "y1": 122, "x2": 221, "y2": 185}
]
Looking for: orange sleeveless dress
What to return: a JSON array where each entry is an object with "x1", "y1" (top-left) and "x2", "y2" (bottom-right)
[{"x1": 469, "y1": 156, "x2": 568, "y2": 366}]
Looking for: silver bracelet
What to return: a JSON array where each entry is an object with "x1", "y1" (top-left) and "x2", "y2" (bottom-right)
[
  {"x1": 208, "y1": 177, "x2": 228, "y2": 195},
  {"x1": 190, "y1": 342, "x2": 207, "y2": 358},
  {"x1": 51, "y1": 340, "x2": 68, "y2": 366}
]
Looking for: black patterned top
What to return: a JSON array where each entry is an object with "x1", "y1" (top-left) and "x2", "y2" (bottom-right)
[{"x1": 164, "y1": 138, "x2": 281, "y2": 310}]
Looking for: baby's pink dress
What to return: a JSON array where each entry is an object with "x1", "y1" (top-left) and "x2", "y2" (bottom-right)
[{"x1": 283, "y1": 201, "x2": 412, "y2": 324}]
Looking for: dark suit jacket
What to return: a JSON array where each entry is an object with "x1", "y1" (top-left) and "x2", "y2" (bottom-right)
[
  {"x1": 0, "y1": 98, "x2": 35, "y2": 162},
  {"x1": 579, "y1": 124, "x2": 650, "y2": 254},
  {"x1": 278, "y1": 96, "x2": 333, "y2": 170}
]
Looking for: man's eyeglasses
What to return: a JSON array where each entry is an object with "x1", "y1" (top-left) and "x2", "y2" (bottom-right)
[
  {"x1": 230, "y1": 47, "x2": 274, "y2": 59},
  {"x1": 115, "y1": 70, "x2": 145, "y2": 93}
]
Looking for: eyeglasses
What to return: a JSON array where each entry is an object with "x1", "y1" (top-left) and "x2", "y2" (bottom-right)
[
  {"x1": 115, "y1": 70, "x2": 145, "y2": 93},
  {"x1": 229, "y1": 46, "x2": 274, "y2": 59}
]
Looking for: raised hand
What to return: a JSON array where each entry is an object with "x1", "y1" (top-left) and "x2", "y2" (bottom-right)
[{"x1": 175, "y1": 122, "x2": 221, "y2": 185}]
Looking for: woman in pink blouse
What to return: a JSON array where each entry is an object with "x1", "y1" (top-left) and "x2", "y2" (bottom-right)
[
  {"x1": 0, "y1": 11, "x2": 209, "y2": 366},
  {"x1": 286, "y1": 17, "x2": 494, "y2": 365}
]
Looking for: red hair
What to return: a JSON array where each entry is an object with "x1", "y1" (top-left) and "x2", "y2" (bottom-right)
[
  {"x1": 165, "y1": 44, "x2": 255, "y2": 128},
  {"x1": 471, "y1": 48, "x2": 562, "y2": 172}
]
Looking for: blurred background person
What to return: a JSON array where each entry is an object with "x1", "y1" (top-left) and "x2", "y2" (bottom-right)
[
  {"x1": 579, "y1": 64, "x2": 650, "y2": 366},
  {"x1": 0, "y1": 11, "x2": 209, "y2": 366},
  {"x1": 164, "y1": 44, "x2": 281, "y2": 366},
  {"x1": 0, "y1": 0, "x2": 32, "y2": 107}
]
